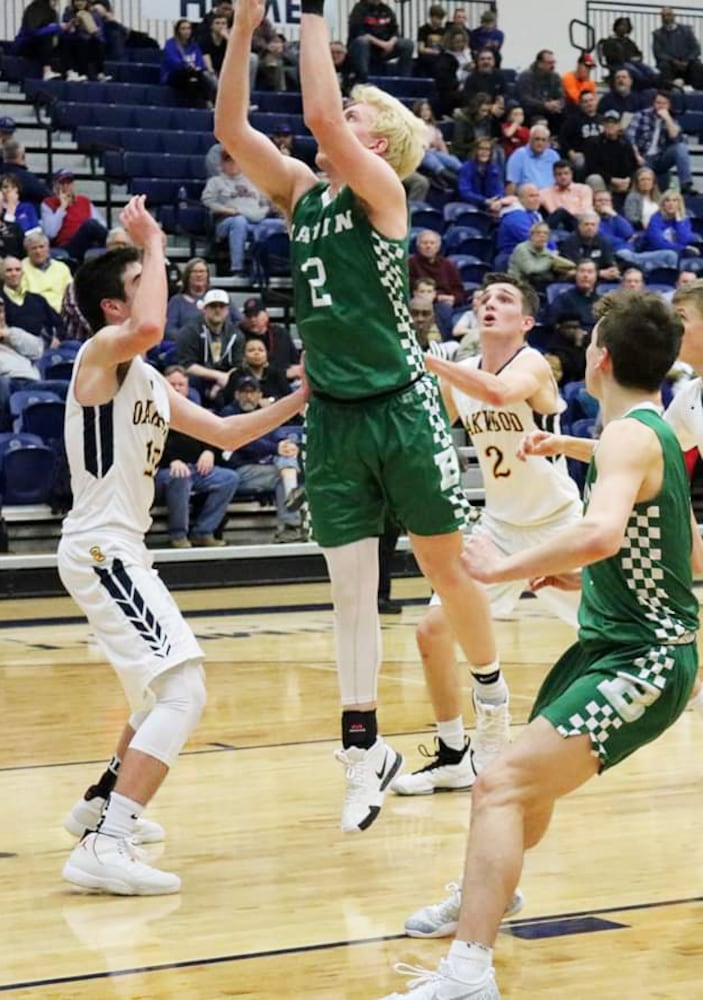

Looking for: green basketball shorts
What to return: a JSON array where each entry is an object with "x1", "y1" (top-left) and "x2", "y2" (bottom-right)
[
  {"x1": 530, "y1": 637, "x2": 698, "y2": 771},
  {"x1": 304, "y1": 378, "x2": 471, "y2": 548}
]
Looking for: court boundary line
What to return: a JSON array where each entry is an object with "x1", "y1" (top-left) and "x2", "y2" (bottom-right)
[{"x1": 1, "y1": 894, "x2": 702, "y2": 993}]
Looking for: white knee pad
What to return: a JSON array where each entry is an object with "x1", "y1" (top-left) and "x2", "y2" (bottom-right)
[{"x1": 128, "y1": 659, "x2": 207, "y2": 767}]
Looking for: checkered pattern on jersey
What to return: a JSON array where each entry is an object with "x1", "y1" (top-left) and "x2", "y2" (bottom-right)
[
  {"x1": 556, "y1": 645, "x2": 675, "y2": 753},
  {"x1": 620, "y1": 505, "x2": 689, "y2": 642},
  {"x1": 370, "y1": 231, "x2": 425, "y2": 382}
]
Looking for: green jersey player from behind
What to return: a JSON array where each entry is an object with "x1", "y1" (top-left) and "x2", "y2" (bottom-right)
[{"x1": 215, "y1": 0, "x2": 498, "y2": 833}]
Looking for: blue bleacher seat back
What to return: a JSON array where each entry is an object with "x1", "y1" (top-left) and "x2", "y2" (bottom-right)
[
  {"x1": 20, "y1": 400, "x2": 66, "y2": 439},
  {"x1": 0, "y1": 445, "x2": 56, "y2": 505}
]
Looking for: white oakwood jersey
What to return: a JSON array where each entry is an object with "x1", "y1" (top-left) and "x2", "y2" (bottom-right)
[
  {"x1": 451, "y1": 346, "x2": 581, "y2": 527},
  {"x1": 665, "y1": 376, "x2": 703, "y2": 455},
  {"x1": 62, "y1": 346, "x2": 170, "y2": 539}
]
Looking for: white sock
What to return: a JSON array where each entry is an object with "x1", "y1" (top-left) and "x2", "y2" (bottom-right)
[
  {"x1": 448, "y1": 939, "x2": 493, "y2": 984},
  {"x1": 98, "y1": 791, "x2": 143, "y2": 840},
  {"x1": 471, "y1": 660, "x2": 508, "y2": 706},
  {"x1": 437, "y1": 716, "x2": 465, "y2": 752}
]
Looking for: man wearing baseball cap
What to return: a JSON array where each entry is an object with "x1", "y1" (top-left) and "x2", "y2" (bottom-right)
[
  {"x1": 584, "y1": 108, "x2": 638, "y2": 197},
  {"x1": 563, "y1": 53, "x2": 597, "y2": 105},
  {"x1": 0, "y1": 117, "x2": 17, "y2": 152},
  {"x1": 239, "y1": 296, "x2": 301, "y2": 381},
  {"x1": 41, "y1": 169, "x2": 107, "y2": 261},
  {"x1": 176, "y1": 288, "x2": 245, "y2": 402}
]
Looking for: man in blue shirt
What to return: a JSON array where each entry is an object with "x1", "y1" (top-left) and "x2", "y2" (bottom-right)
[
  {"x1": 505, "y1": 125, "x2": 560, "y2": 194},
  {"x1": 495, "y1": 183, "x2": 552, "y2": 269}
]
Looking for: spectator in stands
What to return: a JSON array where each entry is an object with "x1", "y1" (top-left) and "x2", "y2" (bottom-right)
[
  {"x1": 593, "y1": 188, "x2": 678, "y2": 273},
  {"x1": 251, "y1": 14, "x2": 299, "y2": 91},
  {"x1": 0, "y1": 174, "x2": 40, "y2": 234},
  {"x1": 562, "y1": 53, "x2": 597, "y2": 106},
  {"x1": 600, "y1": 17, "x2": 658, "y2": 89},
  {"x1": 161, "y1": 18, "x2": 216, "y2": 107},
  {"x1": 176, "y1": 287, "x2": 245, "y2": 401},
  {"x1": 508, "y1": 220, "x2": 576, "y2": 290},
  {"x1": 347, "y1": 0, "x2": 413, "y2": 83},
  {"x1": 453, "y1": 288, "x2": 482, "y2": 360},
  {"x1": 434, "y1": 25, "x2": 472, "y2": 118},
  {"x1": 500, "y1": 105, "x2": 529, "y2": 160},
  {"x1": 59, "y1": 0, "x2": 108, "y2": 81},
  {"x1": 1, "y1": 255, "x2": 62, "y2": 345},
  {"x1": 165, "y1": 258, "x2": 238, "y2": 337},
  {"x1": 14, "y1": 0, "x2": 62, "y2": 81},
  {"x1": 269, "y1": 124, "x2": 294, "y2": 157},
  {"x1": 663, "y1": 268, "x2": 698, "y2": 302},
  {"x1": 643, "y1": 188, "x2": 701, "y2": 262},
  {"x1": 516, "y1": 49, "x2": 565, "y2": 131},
  {"x1": 41, "y1": 168, "x2": 107, "y2": 262},
  {"x1": 0, "y1": 206, "x2": 23, "y2": 260},
  {"x1": 597, "y1": 68, "x2": 644, "y2": 129},
  {"x1": 219, "y1": 374, "x2": 305, "y2": 544},
  {"x1": 21, "y1": 231, "x2": 71, "y2": 312},
  {"x1": 559, "y1": 90, "x2": 602, "y2": 176},
  {"x1": 1, "y1": 140, "x2": 49, "y2": 208},
  {"x1": 154, "y1": 365, "x2": 239, "y2": 548},
  {"x1": 60, "y1": 281, "x2": 91, "y2": 342},
  {"x1": 505, "y1": 124, "x2": 560, "y2": 195},
  {"x1": 652, "y1": 7, "x2": 702, "y2": 90},
  {"x1": 0, "y1": 118, "x2": 17, "y2": 153},
  {"x1": 222, "y1": 334, "x2": 293, "y2": 406},
  {"x1": 624, "y1": 166, "x2": 663, "y2": 230},
  {"x1": 415, "y1": 5, "x2": 446, "y2": 78},
  {"x1": 560, "y1": 211, "x2": 621, "y2": 281},
  {"x1": 495, "y1": 182, "x2": 548, "y2": 268},
  {"x1": 412, "y1": 276, "x2": 453, "y2": 341},
  {"x1": 200, "y1": 149, "x2": 271, "y2": 275},
  {"x1": 627, "y1": 90, "x2": 697, "y2": 196},
  {"x1": 620, "y1": 267, "x2": 645, "y2": 291},
  {"x1": 547, "y1": 259, "x2": 601, "y2": 379},
  {"x1": 196, "y1": 0, "x2": 233, "y2": 45},
  {"x1": 469, "y1": 10, "x2": 504, "y2": 67},
  {"x1": 457, "y1": 138, "x2": 504, "y2": 214},
  {"x1": 200, "y1": 9, "x2": 229, "y2": 79},
  {"x1": 408, "y1": 229, "x2": 465, "y2": 309},
  {"x1": 412, "y1": 100, "x2": 461, "y2": 190},
  {"x1": 583, "y1": 109, "x2": 638, "y2": 200},
  {"x1": 540, "y1": 159, "x2": 594, "y2": 230},
  {"x1": 330, "y1": 40, "x2": 353, "y2": 95},
  {"x1": 89, "y1": 0, "x2": 129, "y2": 61},
  {"x1": 238, "y1": 297, "x2": 301, "y2": 383},
  {"x1": 463, "y1": 49, "x2": 505, "y2": 103},
  {"x1": 0, "y1": 298, "x2": 44, "y2": 431},
  {"x1": 409, "y1": 295, "x2": 442, "y2": 350},
  {"x1": 452, "y1": 91, "x2": 501, "y2": 161}
]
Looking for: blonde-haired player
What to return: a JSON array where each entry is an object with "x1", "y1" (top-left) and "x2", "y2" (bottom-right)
[{"x1": 216, "y1": 0, "x2": 498, "y2": 834}]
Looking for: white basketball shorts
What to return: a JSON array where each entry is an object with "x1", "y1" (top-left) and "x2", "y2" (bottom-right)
[{"x1": 58, "y1": 532, "x2": 204, "y2": 713}]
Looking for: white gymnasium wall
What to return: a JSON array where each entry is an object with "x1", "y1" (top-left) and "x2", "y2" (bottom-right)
[{"x1": 2, "y1": 0, "x2": 700, "y2": 70}]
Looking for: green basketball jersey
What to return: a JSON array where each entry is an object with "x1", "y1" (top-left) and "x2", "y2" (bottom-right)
[
  {"x1": 290, "y1": 182, "x2": 425, "y2": 400},
  {"x1": 578, "y1": 405, "x2": 699, "y2": 646}
]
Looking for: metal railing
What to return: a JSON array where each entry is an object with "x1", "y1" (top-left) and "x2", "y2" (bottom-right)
[
  {"x1": 1, "y1": 0, "x2": 496, "y2": 49},
  {"x1": 584, "y1": 1, "x2": 703, "y2": 68}
]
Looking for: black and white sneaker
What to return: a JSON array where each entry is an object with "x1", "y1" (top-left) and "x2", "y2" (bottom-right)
[
  {"x1": 391, "y1": 738, "x2": 474, "y2": 795},
  {"x1": 335, "y1": 737, "x2": 403, "y2": 833}
]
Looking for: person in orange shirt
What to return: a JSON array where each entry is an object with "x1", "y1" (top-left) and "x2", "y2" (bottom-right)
[{"x1": 563, "y1": 53, "x2": 597, "y2": 105}]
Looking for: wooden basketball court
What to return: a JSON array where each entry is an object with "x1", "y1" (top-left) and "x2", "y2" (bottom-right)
[{"x1": 1, "y1": 578, "x2": 702, "y2": 999}]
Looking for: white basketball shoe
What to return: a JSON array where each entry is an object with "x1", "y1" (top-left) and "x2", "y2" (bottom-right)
[
  {"x1": 391, "y1": 739, "x2": 474, "y2": 795},
  {"x1": 379, "y1": 959, "x2": 501, "y2": 999},
  {"x1": 334, "y1": 737, "x2": 403, "y2": 833},
  {"x1": 62, "y1": 832, "x2": 181, "y2": 895},
  {"x1": 63, "y1": 796, "x2": 165, "y2": 844},
  {"x1": 468, "y1": 695, "x2": 511, "y2": 776},
  {"x1": 405, "y1": 882, "x2": 524, "y2": 938}
]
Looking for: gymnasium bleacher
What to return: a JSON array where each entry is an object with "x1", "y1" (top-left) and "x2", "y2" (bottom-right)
[{"x1": 1, "y1": 6, "x2": 703, "y2": 591}]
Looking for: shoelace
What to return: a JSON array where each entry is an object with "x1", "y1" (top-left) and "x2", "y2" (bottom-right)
[
  {"x1": 413, "y1": 739, "x2": 463, "y2": 773},
  {"x1": 393, "y1": 962, "x2": 447, "y2": 991},
  {"x1": 473, "y1": 701, "x2": 511, "y2": 758},
  {"x1": 333, "y1": 749, "x2": 370, "y2": 798},
  {"x1": 427, "y1": 882, "x2": 461, "y2": 921}
]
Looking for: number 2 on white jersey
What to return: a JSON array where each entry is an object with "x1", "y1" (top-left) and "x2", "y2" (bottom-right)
[{"x1": 301, "y1": 256, "x2": 332, "y2": 307}]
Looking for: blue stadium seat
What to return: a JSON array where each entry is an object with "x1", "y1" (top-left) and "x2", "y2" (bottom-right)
[
  {"x1": 527, "y1": 324, "x2": 551, "y2": 352},
  {"x1": 42, "y1": 361, "x2": 74, "y2": 381},
  {"x1": 411, "y1": 207, "x2": 445, "y2": 233},
  {"x1": 448, "y1": 255, "x2": 491, "y2": 285},
  {"x1": 546, "y1": 282, "x2": 574, "y2": 306},
  {"x1": 368, "y1": 76, "x2": 435, "y2": 97},
  {"x1": 292, "y1": 135, "x2": 317, "y2": 168},
  {"x1": 685, "y1": 195, "x2": 703, "y2": 219},
  {"x1": 680, "y1": 111, "x2": 703, "y2": 138},
  {"x1": 39, "y1": 344, "x2": 80, "y2": 377},
  {"x1": 129, "y1": 177, "x2": 205, "y2": 205},
  {"x1": 444, "y1": 226, "x2": 491, "y2": 256},
  {"x1": 443, "y1": 203, "x2": 494, "y2": 234},
  {"x1": 105, "y1": 60, "x2": 160, "y2": 84},
  {"x1": 20, "y1": 400, "x2": 66, "y2": 439},
  {"x1": 252, "y1": 91, "x2": 303, "y2": 114},
  {"x1": 647, "y1": 267, "x2": 680, "y2": 285},
  {"x1": 0, "y1": 432, "x2": 44, "y2": 458},
  {"x1": 0, "y1": 445, "x2": 56, "y2": 504},
  {"x1": 251, "y1": 230, "x2": 291, "y2": 285},
  {"x1": 10, "y1": 389, "x2": 62, "y2": 431}
]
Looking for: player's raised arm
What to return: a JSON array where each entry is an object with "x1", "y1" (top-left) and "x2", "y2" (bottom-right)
[
  {"x1": 214, "y1": 0, "x2": 316, "y2": 215},
  {"x1": 299, "y1": 3, "x2": 415, "y2": 234}
]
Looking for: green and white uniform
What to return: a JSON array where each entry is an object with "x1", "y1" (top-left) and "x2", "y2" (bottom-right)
[
  {"x1": 290, "y1": 182, "x2": 470, "y2": 546},
  {"x1": 531, "y1": 405, "x2": 699, "y2": 770}
]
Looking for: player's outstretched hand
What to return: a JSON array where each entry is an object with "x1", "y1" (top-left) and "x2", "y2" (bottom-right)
[
  {"x1": 234, "y1": 0, "x2": 266, "y2": 32},
  {"x1": 119, "y1": 195, "x2": 162, "y2": 248},
  {"x1": 516, "y1": 429, "x2": 560, "y2": 462},
  {"x1": 461, "y1": 534, "x2": 504, "y2": 584},
  {"x1": 529, "y1": 571, "x2": 582, "y2": 592}
]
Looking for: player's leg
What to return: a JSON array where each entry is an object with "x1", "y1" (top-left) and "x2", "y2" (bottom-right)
[{"x1": 305, "y1": 398, "x2": 402, "y2": 832}]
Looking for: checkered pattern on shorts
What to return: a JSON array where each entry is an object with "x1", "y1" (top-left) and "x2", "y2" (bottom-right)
[{"x1": 621, "y1": 505, "x2": 690, "y2": 642}]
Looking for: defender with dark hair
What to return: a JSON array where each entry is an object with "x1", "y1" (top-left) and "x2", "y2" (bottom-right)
[
  {"x1": 59, "y1": 196, "x2": 308, "y2": 896},
  {"x1": 380, "y1": 290, "x2": 699, "y2": 1000}
]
